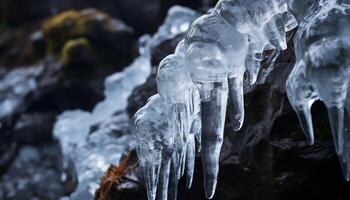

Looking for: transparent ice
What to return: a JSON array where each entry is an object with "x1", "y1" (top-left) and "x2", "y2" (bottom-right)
[
  {"x1": 156, "y1": 47, "x2": 201, "y2": 186},
  {"x1": 183, "y1": 1, "x2": 296, "y2": 198},
  {"x1": 134, "y1": 1, "x2": 302, "y2": 200},
  {"x1": 134, "y1": 40, "x2": 202, "y2": 200},
  {"x1": 286, "y1": 0, "x2": 350, "y2": 180},
  {"x1": 133, "y1": 94, "x2": 176, "y2": 200}
]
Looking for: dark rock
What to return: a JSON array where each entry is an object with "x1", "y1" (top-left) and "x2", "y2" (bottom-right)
[
  {"x1": 0, "y1": 138, "x2": 18, "y2": 175},
  {"x1": 11, "y1": 112, "x2": 56, "y2": 144},
  {"x1": 2, "y1": 0, "x2": 52, "y2": 26},
  {"x1": 51, "y1": 0, "x2": 120, "y2": 22},
  {"x1": 0, "y1": 27, "x2": 39, "y2": 66},
  {"x1": 126, "y1": 73, "x2": 158, "y2": 118},
  {"x1": 30, "y1": 30, "x2": 47, "y2": 58}
]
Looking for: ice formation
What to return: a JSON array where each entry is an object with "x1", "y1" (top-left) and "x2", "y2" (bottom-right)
[
  {"x1": 53, "y1": 6, "x2": 198, "y2": 200},
  {"x1": 133, "y1": 94, "x2": 176, "y2": 200},
  {"x1": 133, "y1": 1, "x2": 302, "y2": 200},
  {"x1": 157, "y1": 41, "x2": 201, "y2": 184},
  {"x1": 0, "y1": 65, "x2": 43, "y2": 120},
  {"x1": 286, "y1": 0, "x2": 350, "y2": 180}
]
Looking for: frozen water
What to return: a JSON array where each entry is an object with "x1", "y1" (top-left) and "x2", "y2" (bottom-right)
[
  {"x1": 133, "y1": 94, "x2": 176, "y2": 200},
  {"x1": 53, "y1": 6, "x2": 198, "y2": 200},
  {"x1": 185, "y1": 11, "x2": 246, "y2": 136},
  {"x1": 156, "y1": 53, "x2": 200, "y2": 182},
  {"x1": 151, "y1": 6, "x2": 200, "y2": 49},
  {"x1": 185, "y1": 0, "x2": 298, "y2": 137},
  {"x1": 173, "y1": 1, "x2": 297, "y2": 197},
  {"x1": 184, "y1": 12, "x2": 234, "y2": 196},
  {"x1": 159, "y1": 46, "x2": 202, "y2": 180},
  {"x1": 134, "y1": 1, "x2": 306, "y2": 200},
  {"x1": 93, "y1": 5, "x2": 198, "y2": 121},
  {"x1": 0, "y1": 65, "x2": 43, "y2": 120},
  {"x1": 69, "y1": 126, "x2": 135, "y2": 200},
  {"x1": 286, "y1": 0, "x2": 350, "y2": 180},
  {"x1": 214, "y1": 0, "x2": 298, "y2": 82},
  {"x1": 130, "y1": 1, "x2": 350, "y2": 199}
]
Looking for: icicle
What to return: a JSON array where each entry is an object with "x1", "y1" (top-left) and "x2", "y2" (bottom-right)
[
  {"x1": 327, "y1": 106, "x2": 345, "y2": 155},
  {"x1": 308, "y1": 39, "x2": 349, "y2": 154},
  {"x1": 185, "y1": 12, "x2": 248, "y2": 136},
  {"x1": 315, "y1": 74, "x2": 348, "y2": 155},
  {"x1": 185, "y1": 134, "x2": 196, "y2": 189},
  {"x1": 190, "y1": 117, "x2": 202, "y2": 152},
  {"x1": 340, "y1": 104, "x2": 350, "y2": 181},
  {"x1": 185, "y1": 12, "x2": 239, "y2": 198},
  {"x1": 198, "y1": 81, "x2": 228, "y2": 199},
  {"x1": 339, "y1": 159, "x2": 350, "y2": 181},
  {"x1": 132, "y1": 95, "x2": 176, "y2": 200},
  {"x1": 138, "y1": 150, "x2": 161, "y2": 200},
  {"x1": 245, "y1": 51, "x2": 263, "y2": 85},
  {"x1": 189, "y1": 86, "x2": 202, "y2": 152},
  {"x1": 157, "y1": 159, "x2": 171, "y2": 200},
  {"x1": 168, "y1": 154, "x2": 179, "y2": 200},
  {"x1": 286, "y1": 62, "x2": 318, "y2": 145},
  {"x1": 228, "y1": 74, "x2": 245, "y2": 131},
  {"x1": 180, "y1": 142, "x2": 187, "y2": 179},
  {"x1": 170, "y1": 103, "x2": 190, "y2": 180},
  {"x1": 295, "y1": 105, "x2": 316, "y2": 145}
]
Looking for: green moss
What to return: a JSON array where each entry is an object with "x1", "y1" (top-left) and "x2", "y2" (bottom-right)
[
  {"x1": 42, "y1": 9, "x2": 114, "y2": 55},
  {"x1": 60, "y1": 37, "x2": 93, "y2": 66}
]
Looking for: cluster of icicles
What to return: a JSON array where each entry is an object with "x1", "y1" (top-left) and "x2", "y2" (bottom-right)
[{"x1": 132, "y1": 0, "x2": 350, "y2": 200}]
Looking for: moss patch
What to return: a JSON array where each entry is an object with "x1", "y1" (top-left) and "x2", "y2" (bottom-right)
[
  {"x1": 61, "y1": 37, "x2": 93, "y2": 66},
  {"x1": 42, "y1": 9, "x2": 116, "y2": 55}
]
